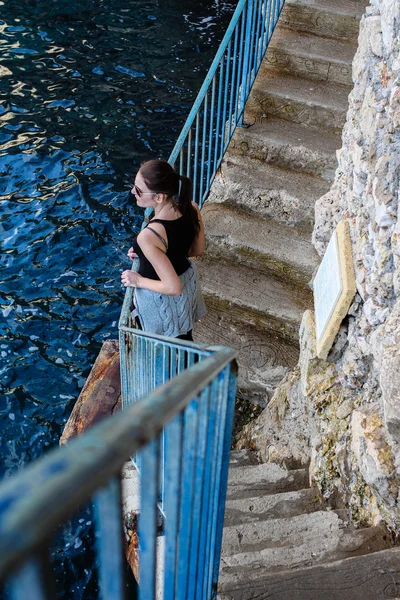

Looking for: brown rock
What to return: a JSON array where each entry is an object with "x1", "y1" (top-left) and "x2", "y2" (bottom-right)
[{"x1": 60, "y1": 340, "x2": 121, "y2": 445}]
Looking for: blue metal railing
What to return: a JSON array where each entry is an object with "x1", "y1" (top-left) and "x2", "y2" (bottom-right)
[
  {"x1": 168, "y1": 0, "x2": 285, "y2": 206},
  {"x1": 118, "y1": 324, "x2": 215, "y2": 514},
  {"x1": 0, "y1": 342, "x2": 238, "y2": 600}
]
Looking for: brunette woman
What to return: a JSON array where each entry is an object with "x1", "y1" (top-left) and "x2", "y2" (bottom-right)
[{"x1": 121, "y1": 159, "x2": 206, "y2": 340}]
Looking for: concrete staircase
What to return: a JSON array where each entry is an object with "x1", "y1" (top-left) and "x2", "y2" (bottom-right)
[
  {"x1": 219, "y1": 451, "x2": 397, "y2": 599},
  {"x1": 194, "y1": 0, "x2": 367, "y2": 406}
]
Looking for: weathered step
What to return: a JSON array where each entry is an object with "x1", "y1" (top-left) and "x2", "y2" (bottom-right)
[
  {"x1": 202, "y1": 202, "x2": 319, "y2": 286},
  {"x1": 193, "y1": 307, "x2": 299, "y2": 406},
  {"x1": 229, "y1": 449, "x2": 260, "y2": 469},
  {"x1": 210, "y1": 154, "x2": 329, "y2": 230},
  {"x1": 218, "y1": 546, "x2": 400, "y2": 600},
  {"x1": 226, "y1": 463, "x2": 309, "y2": 499},
  {"x1": 263, "y1": 27, "x2": 356, "y2": 85},
  {"x1": 246, "y1": 71, "x2": 351, "y2": 133},
  {"x1": 220, "y1": 515, "x2": 392, "y2": 579},
  {"x1": 196, "y1": 255, "x2": 312, "y2": 341},
  {"x1": 223, "y1": 488, "x2": 318, "y2": 526},
  {"x1": 229, "y1": 117, "x2": 340, "y2": 180},
  {"x1": 280, "y1": 0, "x2": 366, "y2": 42}
]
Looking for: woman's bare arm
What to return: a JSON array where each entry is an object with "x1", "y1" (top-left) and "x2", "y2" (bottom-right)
[{"x1": 121, "y1": 227, "x2": 182, "y2": 295}]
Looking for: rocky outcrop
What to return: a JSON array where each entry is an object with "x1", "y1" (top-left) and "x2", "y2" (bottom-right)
[{"x1": 243, "y1": 0, "x2": 400, "y2": 532}]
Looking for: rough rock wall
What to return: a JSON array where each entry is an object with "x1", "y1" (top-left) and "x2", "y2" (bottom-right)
[{"x1": 239, "y1": 0, "x2": 400, "y2": 530}]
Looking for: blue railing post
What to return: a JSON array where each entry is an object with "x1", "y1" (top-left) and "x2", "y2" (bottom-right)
[
  {"x1": 94, "y1": 477, "x2": 126, "y2": 600},
  {"x1": 238, "y1": 0, "x2": 254, "y2": 127}
]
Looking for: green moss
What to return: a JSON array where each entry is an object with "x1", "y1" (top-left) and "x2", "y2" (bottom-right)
[{"x1": 236, "y1": 245, "x2": 312, "y2": 287}]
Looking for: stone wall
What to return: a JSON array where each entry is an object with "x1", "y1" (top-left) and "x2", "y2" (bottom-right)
[{"x1": 239, "y1": 0, "x2": 400, "y2": 531}]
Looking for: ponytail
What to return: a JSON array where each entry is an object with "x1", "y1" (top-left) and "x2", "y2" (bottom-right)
[
  {"x1": 177, "y1": 173, "x2": 200, "y2": 236},
  {"x1": 139, "y1": 159, "x2": 200, "y2": 236}
]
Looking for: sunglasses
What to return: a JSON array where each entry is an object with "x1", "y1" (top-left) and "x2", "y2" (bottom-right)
[{"x1": 132, "y1": 184, "x2": 157, "y2": 198}]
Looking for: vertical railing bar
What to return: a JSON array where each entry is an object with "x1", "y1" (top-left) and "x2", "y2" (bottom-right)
[
  {"x1": 246, "y1": 0, "x2": 257, "y2": 94},
  {"x1": 213, "y1": 59, "x2": 224, "y2": 174},
  {"x1": 175, "y1": 397, "x2": 199, "y2": 600},
  {"x1": 119, "y1": 330, "x2": 127, "y2": 409},
  {"x1": 195, "y1": 381, "x2": 217, "y2": 599},
  {"x1": 186, "y1": 386, "x2": 210, "y2": 600},
  {"x1": 178, "y1": 347, "x2": 186, "y2": 375},
  {"x1": 186, "y1": 128, "x2": 192, "y2": 178},
  {"x1": 143, "y1": 338, "x2": 148, "y2": 398},
  {"x1": 199, "y1": 93, "x2": 208, "y2": 207},
  {"x1": 258, "y1": 0, "x2": 268, "y2": 63},
  {"x1": 138, "y1": 336, "x2": 143, "y2": 401},
  {"x1": 206, "y1": 367, "x2": 231, "y2": 597},
  {"x1": 206, "y1": 75, "x2": 217, "y2": 190},
  {"x1": 268, "y1": 0, "x2": 277, "y2": 44},
  {"x1": 200, "y1": 375, "x2": 223, "y2": 599},
  {"x1": 193, "y1": 113, "x2": 200, "y2": 204},
  {"x1": 159, "y1": 343, "x2": 172, "y2": 516},
  {"x1": 187, "y1": 350, "x2": 195, "y2": 369},
  {"x1": 94, "y1": 476, "x2": 126, "y2": 600},
  {"x1": 170, "y1": 344, "x2": 177, "y2": 380},
  {"x1": 220, "y1": 39, "x2": 232, "y2": 164},
  {"x1": 275, "y1": 0, "x2": 281, "y2": 23},
  {"x1": 153, "y1": 342, "x2": 165, "y2": 512},
  {"x1": 211, "y1": 364, "x2": 238, "y2": 594},
  {"x1": 179, "y1": 147, "x2": 184, "y2": 179},
  {"x1": 236, "y1": 9, "x2": 247, "y2": 127},
  {"x1": 163, "y1": 413, "x2": 183, "y2": 599},
  {"x1": 227, "y1": 24, "x2": 239, "y2": 141},
  {"x1": 8, "y1": 557, "x2": 50, "y2": 600},
  {"x1": 138, "y1": 437, "x2": 161, "y2": 600},
  {"x1": 253, "y1": 0, "x2": 263, "y2": 74}
]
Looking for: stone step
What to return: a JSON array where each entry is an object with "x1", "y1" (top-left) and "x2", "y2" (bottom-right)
[
  {"x1": 226, "y1": 463, "x2": 309, "y2": 499},
  {"x1": 197, "y1": 255, "x2": 312, "y2": 341},
  {"x1": 229, "y1": 449, "x2": 260, "y2": 469},
  {"x1": 218, "y1": 546, "x2": 400, "y2": 600},
  {"x1": 220, "y1": 516, "x2": 392, "y2": 581},
  {"x1": 211, "y1": 154, "x2": 329, "y2": 230},
  {"x1": 280, "y1": 0, "x2": 366, "y2": 41},
  {"x1": 193, "y1": 307, "x2": 299, "y2": 407},
  {"x1": 202, "y1": 202, "x2": 320, "y2": 286},
  {"x1": 246, "y1": 71, "x2": 351, "y2": 133},
  {"x1": 263, "y1": 27, "x2": 356, "y2": 85},
  {"x1": 223, "y1": 488, "x2": 318, "y2": 527},
  {"x1": 229, "y1": 117, "x2": 340, "y2": 180}
]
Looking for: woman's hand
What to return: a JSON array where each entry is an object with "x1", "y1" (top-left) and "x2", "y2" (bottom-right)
[
  {"x1": 121, "y1": 269, "x2": 142, "y2": 288},
  {"x1": 127, "y1": 247, "x2": 138, "y2": 260}
]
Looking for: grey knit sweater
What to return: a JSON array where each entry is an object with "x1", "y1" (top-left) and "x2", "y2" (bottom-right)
[{"x1": 133, "y1": 260, "x2": 207, "y2": 337}]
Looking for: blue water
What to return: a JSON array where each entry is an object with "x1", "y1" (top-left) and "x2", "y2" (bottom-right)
[{"x1": 0, "y1": 0, "x2": 235, "y2": 595}]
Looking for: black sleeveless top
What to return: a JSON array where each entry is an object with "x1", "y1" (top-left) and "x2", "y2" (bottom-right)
[{"x1": 132, "y1": 216, "x2": 195, "y2": 280}]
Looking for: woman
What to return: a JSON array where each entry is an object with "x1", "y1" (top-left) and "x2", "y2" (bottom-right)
[{"x1": 121, "y1": 159, "x2": 206, "y2": 340}]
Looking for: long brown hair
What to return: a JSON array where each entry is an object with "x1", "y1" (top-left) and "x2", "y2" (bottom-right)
[{"x1": 139, "y1": 159, "x2": 200, "y2": 235}]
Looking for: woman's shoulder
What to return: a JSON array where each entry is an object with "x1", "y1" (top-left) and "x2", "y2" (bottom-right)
[{"x1": 138, "y1": 223, "x2": 168, "y2": 250}]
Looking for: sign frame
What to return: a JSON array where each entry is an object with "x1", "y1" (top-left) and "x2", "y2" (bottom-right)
[{"x1": 313, "y1": 220, "x2": 356, "y2": 360}]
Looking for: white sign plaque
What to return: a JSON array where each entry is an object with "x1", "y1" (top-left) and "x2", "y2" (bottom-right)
[
  {"x1": 314, "y1": 231, "x2": 342, "y2": 341},
  {"x1": 313, "y1": 221, "x2": 356, "y2": 359}
]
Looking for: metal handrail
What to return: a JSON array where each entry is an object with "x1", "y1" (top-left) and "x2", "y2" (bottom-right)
[
  {"x1": 168, "y1": 0, "x2": 285, "y2": 206},
  {"x1": 0, "y1": 346, "x2": 237, "y2": 594}
]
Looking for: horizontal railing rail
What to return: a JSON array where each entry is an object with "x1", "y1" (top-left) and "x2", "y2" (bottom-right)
[{"x1": 0, "y1": 345, "x2": 238, "y2": 599}]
